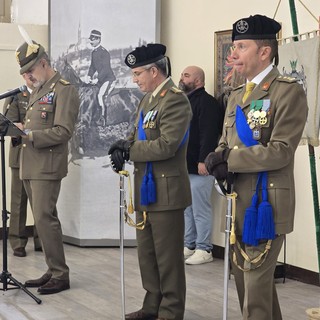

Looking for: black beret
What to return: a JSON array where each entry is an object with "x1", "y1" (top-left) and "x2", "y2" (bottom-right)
[
  {"x1": 232, "y1": 14, "x2": 281, "y2": 41},
  {"x1": 125, "y1": 43, "x2": 166, "y2": 68}
]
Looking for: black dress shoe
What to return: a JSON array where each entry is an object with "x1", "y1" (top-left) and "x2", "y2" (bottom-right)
[
  {"x1": 13, "y1": 247, "x2": 26, "y2": 257},
  {"x1": 125, "y1": 309, "x2": 157, "y2": 320},
  {"x1": 34, "y1": 246, "x2": 43, "y2": 252},
  {"x1": 37, "y1": 278, "x2": 70, "y2": 294},
  {"x1": 25, "y1": 273, "x2": 52, "y2": 287}
]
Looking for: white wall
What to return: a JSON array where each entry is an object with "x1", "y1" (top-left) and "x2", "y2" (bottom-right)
[
  {"x1": 160, "y1": 0, "x2": 320, "y2": 273},
  {"x1": 2, "y1": 0, "x2": 319, "y2": 272}
]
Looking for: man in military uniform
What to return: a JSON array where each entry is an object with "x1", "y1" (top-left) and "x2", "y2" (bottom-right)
[
  {"x1": 87, "y1": 29, "x2": 116, "y2": 126},
  {"x1": 14, "y1": 40, "x2": 79, "y2": 294},
  {"x1": 109, "y1": 44, "x2": 192, "y2": 320},
  {"x1": 205, "y1": 15, "x2": 308, "y2": 319},
  {"x1": 3, "y1": 73, "x2": 41, "y2": 257}
]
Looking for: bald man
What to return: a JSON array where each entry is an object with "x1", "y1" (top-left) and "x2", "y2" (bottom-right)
[{"x1": 179, "y1": 66, "x2": 224, "y2": 264}]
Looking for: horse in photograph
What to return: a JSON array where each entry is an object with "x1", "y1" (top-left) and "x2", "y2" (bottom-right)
[{"x1": 58, "y1": 59, "x2": 141, "y2": 159}]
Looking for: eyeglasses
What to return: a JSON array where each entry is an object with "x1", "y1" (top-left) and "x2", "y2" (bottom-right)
[{"x1": 132, "y1": 67, "x2": 152, "y2": 78}]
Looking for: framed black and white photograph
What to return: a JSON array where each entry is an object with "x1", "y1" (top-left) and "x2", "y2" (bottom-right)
[{"x1": 49, "y1": 0, "x2": 160, "y2": 245}]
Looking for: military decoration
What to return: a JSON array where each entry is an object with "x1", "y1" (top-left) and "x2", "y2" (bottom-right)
[
  {"x1": 143, "y1": 110, "x2": 158, "y2": 129},
  {"x1": 39, "y1": 92, "x2": 54, "y2": 104},
  {"x1": 247, "y1": 99, "x2": 270, "y2": 140}
]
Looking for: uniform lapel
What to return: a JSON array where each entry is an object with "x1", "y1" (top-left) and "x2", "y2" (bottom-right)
[
  {"x1": 142, "y1": 78, "x2": 174, "y2": 115},
  {"x1": 28, "y1": 72, "x2": 60, "y2": 107},
  {"x1": 241, "y1": 67, "x2": 279, "y2": 109}
]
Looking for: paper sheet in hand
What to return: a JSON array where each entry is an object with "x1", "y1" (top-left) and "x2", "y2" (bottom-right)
[{"x1": 0, "y1": 113, "x2": 26, "y2": 137}]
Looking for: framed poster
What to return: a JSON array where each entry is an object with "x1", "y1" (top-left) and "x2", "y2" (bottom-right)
[
  {"x1": 214, "y1": 29, "x2": 234, "y2": 98},
  {"x1": 49, "y1": 0, "x2": 160, "y2": 246}
]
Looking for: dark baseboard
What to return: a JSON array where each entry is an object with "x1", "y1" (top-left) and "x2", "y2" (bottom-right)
[{"x1": 2, "y1": 227, "x2": 318, "y2": 287}]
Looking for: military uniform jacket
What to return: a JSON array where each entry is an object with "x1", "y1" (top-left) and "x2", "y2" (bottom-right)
[
  {"x1": 88, "y1": 46, "x2": 116, "y2": 87},
  {"x1": 129, "y1": 78, "x2": 193, "y2": 212},
  {"x1": 19, "y1": 72, "x2": 80, "y2": 180},
  {"x1": 3, "y1": 91, "x2": 29, "y2": 168},
  {"x1": 217, "y1": 67, "x2": 308, "y2": 235}
]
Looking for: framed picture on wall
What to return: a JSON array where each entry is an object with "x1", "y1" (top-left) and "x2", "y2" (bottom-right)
[{"x1": 214, "y1": 29, "x2": 234, "y2": 99}]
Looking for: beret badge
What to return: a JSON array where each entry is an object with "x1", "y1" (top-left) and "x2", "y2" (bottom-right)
[
  {"x1": 236, "y1": 20, "x2": 249, "y2": 34},
  {"x1": 126, "y1": 54, "x2": 136, "y2": 66}
]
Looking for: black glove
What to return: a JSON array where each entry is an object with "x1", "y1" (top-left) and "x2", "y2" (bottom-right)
[
  {"x1": 205, "y1": 148, "x2": 230, "y2": 181},
  {"x1": 110, "y1": 149, "x2": 125, "y2": 173},
  {"x1": 108, "y1": 139, "x2": 131, "y2": 161}
]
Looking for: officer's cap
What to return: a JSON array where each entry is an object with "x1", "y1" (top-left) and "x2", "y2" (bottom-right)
[
  {"x1": 15, "y1": 41, "x2": 46, "y2": 75},
  {"x1": 125, "y1": 43, "x2": 166, "y2": 68},
  {"x1": 232, "y1": 14, "x2": 281, "y2": 42},
  {"x1": 89, "y1": 30, "x2": 101, "y2": 40}
]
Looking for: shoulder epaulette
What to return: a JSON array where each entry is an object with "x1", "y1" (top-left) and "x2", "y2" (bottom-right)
[
  {"x1": 59, "y1": 79, "x2": 70, "y2": 86},
  {"x1": 170, "y1": 86, "x2": 183, "y2": 94},
  {"x1": 276, "y1": 75, "x2": 297, "y2": 83}
]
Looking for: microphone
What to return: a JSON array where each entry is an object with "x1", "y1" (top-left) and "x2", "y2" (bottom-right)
[{"x1": 0, "y1": 85, "x2": 27, "y2": 100}]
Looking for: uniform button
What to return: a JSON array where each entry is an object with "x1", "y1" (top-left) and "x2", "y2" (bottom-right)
[
  {"x1": 22, "y1": 144, "x2": 26, "y2": 147},
  {"x1": 42, "y1": 107, "x2": 46, "y2": 110},
  {"x1": 224, "y1": 122, "x2": 228, "y2": 125},
  {"x1": 49, "y1": 149, "x2": 52, "y2": 152},
  {"x1": 270, "y1": 183, "x2": 274, "y2": 187},
  {"x1": 30, "y1": 107, "x2": 33, "y2": 110},
  {"x1": 161, "y1": 174, "x2": 165, "y2": 177},
  {"x1": 27, "y1": 119, "x2": 30, "y2": 122},
  {"x1": 233, "y1": 146, "x2": 239, "y2": 149}
]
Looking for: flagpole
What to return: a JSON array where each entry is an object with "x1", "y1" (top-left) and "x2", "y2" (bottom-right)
[{"x1": 288, "y1": 0, "x2": 320, "y2": 278}]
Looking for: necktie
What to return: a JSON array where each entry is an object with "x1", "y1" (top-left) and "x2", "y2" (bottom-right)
[{"x1": 242, "y1": 82, "x2": 255, "y2": 103}]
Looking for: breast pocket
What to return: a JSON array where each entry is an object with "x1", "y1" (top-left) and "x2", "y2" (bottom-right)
[
  {"x1": 37, "y1": 104, "x2": 54, "y2": 125},
  {"x1": 224, "y1": 112, "x2": 237, "y2": 146}
]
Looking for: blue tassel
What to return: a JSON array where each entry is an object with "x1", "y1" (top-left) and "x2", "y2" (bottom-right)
[
  {"x1": 256, "y1": 200, "x2": 276, "y2": 240},
  {"x1": 147, "y1": 172, "x2": 156, "y2": 204},
  {"x1": 140, "y1": 174, "x2": 149, "y2": 206},
  {"x1": 242, "y1": 193, "x2": 259, "y2": 246},
  {"x1": 255, "y1": 172, "x2": 275, "y2": 240}
]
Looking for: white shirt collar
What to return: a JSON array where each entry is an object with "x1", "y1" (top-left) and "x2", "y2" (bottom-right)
[{"x1": 250, "y1": 64, "x2": 273, "y2": 86}]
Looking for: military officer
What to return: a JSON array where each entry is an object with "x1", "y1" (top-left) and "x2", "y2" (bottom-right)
[
  {"x1": 109, "y1": 44, "x2": 192, "y2": 320},
  {"x1": 14, "y1": 40, "x2": 79, "y2": 294},
  {"x1": 87, "y1": 29, "x2": 116, "y2": 125},
  {"x1": 205, "y1": 15, "x2": 308, "y2": 320},
  {"x1": 3, "y1": 73, "x2": 41, "y2": 257}
]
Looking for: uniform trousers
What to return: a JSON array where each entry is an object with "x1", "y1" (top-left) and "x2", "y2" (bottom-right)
[
  {"x1": 23, "y1": 179, "x2": 69, "y2": 280},
  {"x1": 9, "y1": 167, "x2": 40, "y2": 250},
  {"x1": 231, "y1": 235, "x2": 284, "y2": 320},
  {"x1": 184, "y1": 174, "x2": 213, "y2": 251},
  {"x1": 136, "y1": 209, "x2": 186, "y2": 320}
]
